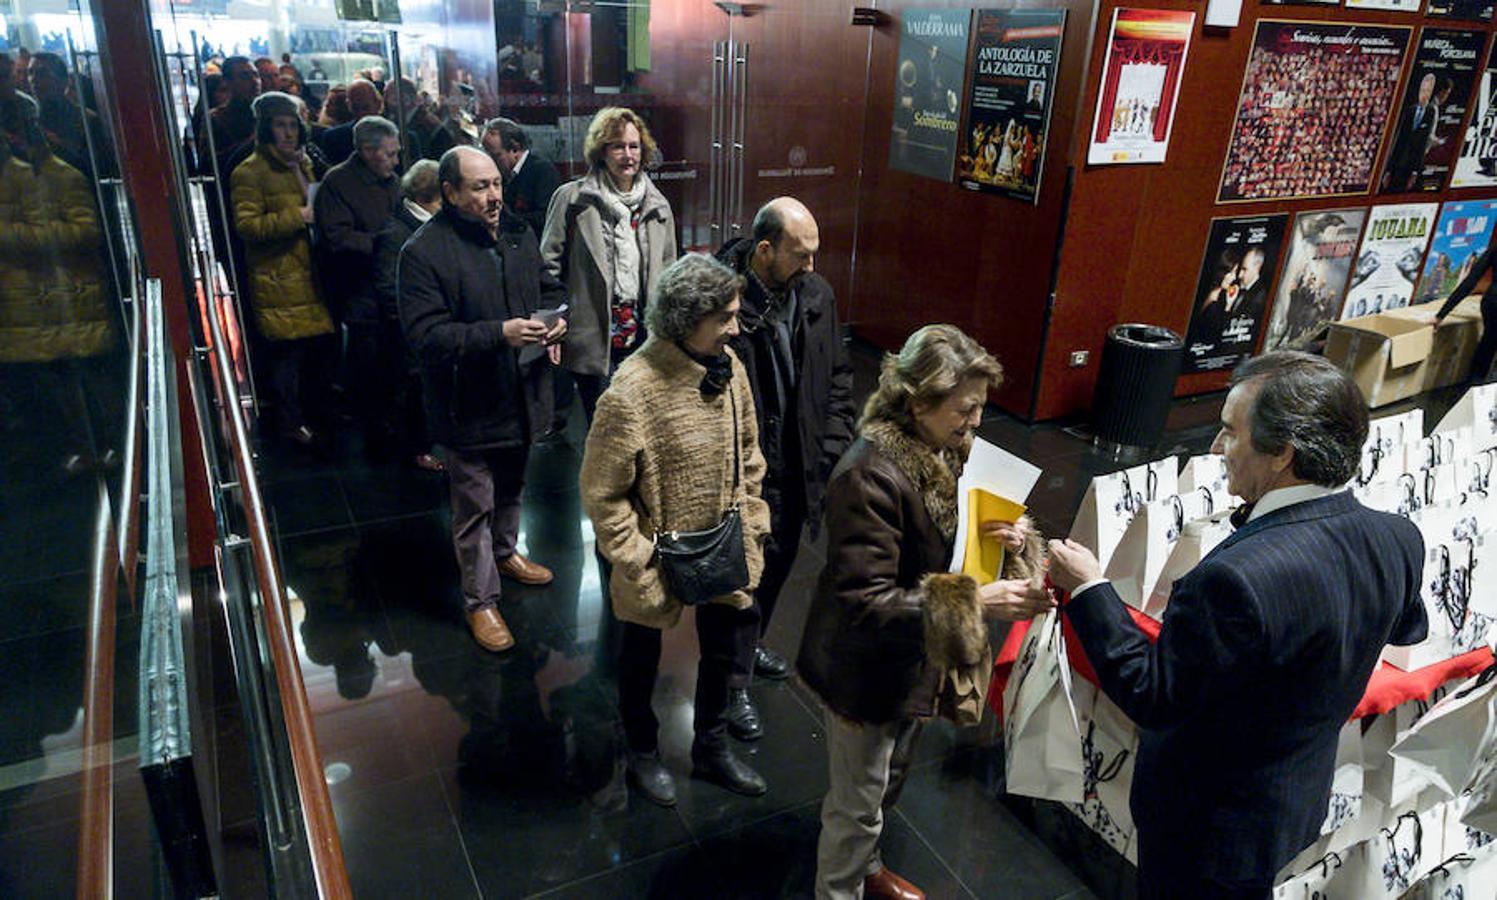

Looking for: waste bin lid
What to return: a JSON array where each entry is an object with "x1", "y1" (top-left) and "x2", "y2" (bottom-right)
[{"x1": 1107, "y1": 323, "x2": 1183, "y2": 349}]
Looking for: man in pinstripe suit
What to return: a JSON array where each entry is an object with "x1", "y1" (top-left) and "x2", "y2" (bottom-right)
[{"x1": 1049, "y1": 351, "x2": 1428, "y2": 898}]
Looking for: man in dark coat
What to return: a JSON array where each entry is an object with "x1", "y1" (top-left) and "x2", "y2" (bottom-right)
[
  {"x1": 399, "y1": 146, "x2": 568, "y2": 652},
  {"x1": 316, "y1": 114, "x2": 401, "y2": 453},
  {"x1": 316, "y1": 78, "x2": 383, "y2": 167},
  {"x1": 715, "y1": 197, "x2": 856, "y2": 740},
  {"x1": 1385, "y1": 73, "x2": 1438, "y2": 192},
  {"x1": 481, "y1": 117, "x2": 561, "y2": 239},
  {"x1": 1049, "y1": 351, "x2": 1428, "y2": 898}
]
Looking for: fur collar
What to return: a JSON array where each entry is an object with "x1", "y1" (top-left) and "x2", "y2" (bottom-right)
[{"x1": 861, "y1": 418, "x2": 968, "y2": 541}]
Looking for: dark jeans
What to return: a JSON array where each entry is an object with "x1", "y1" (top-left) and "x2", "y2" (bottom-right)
[
  {"x1": 574, "y1": 371, "x2": 610, "y2": 425},
  {"x1": 447, "y1": 445, "x2": 529, "y2": 612},
  {"x1": 729, "y1": 484, "x2": 808, "y2": 688},
  {"x1": 1468, "y1": 290, "x2": 1497, "y2": 384},
  {"x1": 263, "y1": 334, "x2": 335, "y2": 433},
  {"x1": 348, "y1": 319, "x2": 429, "y2": 457},
  {"x1": 618, "y1": 604, "x2": 759, "y2": 753}
]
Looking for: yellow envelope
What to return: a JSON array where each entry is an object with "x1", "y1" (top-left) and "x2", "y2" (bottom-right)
[{"x1": 962, "y1": 488, "x2": 1027, "y2": 584}]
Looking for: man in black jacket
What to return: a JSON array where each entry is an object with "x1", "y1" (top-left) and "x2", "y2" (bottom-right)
[
  {"x1": 399, "y1": 146, "x2": 567, "y2": 652},
  {"x1": 1049, "y1": 352, "x2": 1427, "y2": 898},
  {"x1": 316, "y1": 115, "x2": 401, "y2": 453},
  {"x1": 716, "y1": 197, "x2": 856, "y2": 739},
  {"x1": 481, "y1": 117, "x2": 561, "y2": 240}
]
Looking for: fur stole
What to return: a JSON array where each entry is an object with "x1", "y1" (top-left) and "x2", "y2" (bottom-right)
[{"x1": 860, "y1": 418, "x2": 966, "y2": 541}]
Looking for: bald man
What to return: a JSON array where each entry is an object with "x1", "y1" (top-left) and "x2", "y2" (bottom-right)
[
  {"x1": 715, "y1": 197, "x2": 855, "y2": 739},
  {"x1": 317, "y1": 78, "x2": 384, "y2": 165}
]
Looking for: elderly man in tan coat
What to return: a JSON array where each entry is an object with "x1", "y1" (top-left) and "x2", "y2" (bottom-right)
[{"x1": 580, "y1": 253, "x2": 772, "y2": 809}]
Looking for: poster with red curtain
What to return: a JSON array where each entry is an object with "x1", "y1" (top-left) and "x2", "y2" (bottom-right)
[
  {"x1": 1086, "y1": 8, "x2": 1196, "y2": 165},
  {"x1": 1217, "y1": 21, "x2": 1412, "y2": 203}
]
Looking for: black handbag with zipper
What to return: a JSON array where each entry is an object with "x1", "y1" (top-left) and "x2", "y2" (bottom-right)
[{"x1": 653, "y1": 388, "x2": 750, "y2": 605}]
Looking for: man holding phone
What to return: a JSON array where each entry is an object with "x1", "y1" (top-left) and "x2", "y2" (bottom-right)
[{"x1": 399, "y1": 146, "x2": 568, "y2": 652}]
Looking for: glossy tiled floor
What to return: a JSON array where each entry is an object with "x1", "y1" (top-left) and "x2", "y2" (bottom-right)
[{"x1": 260, "y1": 344, "x2": 1468, "y2": 899}]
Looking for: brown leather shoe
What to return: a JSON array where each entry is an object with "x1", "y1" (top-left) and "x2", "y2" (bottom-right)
[
  {"x1": 497, "y1": 553, "x2": 553, "y2": 586},
  {"x1": 466, "y1": 607, "x2": 515, "y2": 652},
  {"x1": 864, "y1": 866, "x2": 925, "y2": 900}
]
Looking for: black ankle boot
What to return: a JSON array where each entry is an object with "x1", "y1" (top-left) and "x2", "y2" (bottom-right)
[
  {"x1": 626, "y1": 750, "x2": 677, "y2": 808},
  {"x1": 691, "y1": 742, "x2": 767, "y2": 796},
  {"x1": 725, "y1": 687, "x2": 763, "y2": 741}
]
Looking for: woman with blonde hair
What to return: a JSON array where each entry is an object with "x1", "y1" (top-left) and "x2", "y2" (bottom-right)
[
  {"x1": 797, "y1": 324, "x2": 1052, "y2": 900},
  {"x1": 540, "y1": 106, "x2": 677, "y2": 420}
]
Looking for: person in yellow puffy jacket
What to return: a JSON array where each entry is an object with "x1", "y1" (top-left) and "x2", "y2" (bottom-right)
[{"x1": 232, "y1": 90, "x2": 335, "y2": 445}]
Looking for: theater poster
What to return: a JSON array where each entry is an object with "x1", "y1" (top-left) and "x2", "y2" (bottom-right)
[
  {"x1": 890, "y1": 9, "x2": 972, "y2": 181},
  {"x1": 1379, "y1": 29, "x2": 1486, "y2": 194},
  {"x1": 1262, "y1": 209, "x2": 1368, "y2": 352},
  {"x1": 1086, "y1": 9, "x2": 1195, "y2": 165},
  {"x1": 957, "y1": 9, "x2": 1067, "y2": 203},
  {"x1": 1451, "y1": 40, "x2": 1497, "y2": 187},
  {"x1": 1218, "y1": 22, "x2": 1412, "y2": 203},
  {"x1": 1182, "y1": 215, "x2": 1289, "y2": 374},
  {"x1": 1412, "y1": 199, "x2": 1497, "y2": 307},
  {"x1": 1341, "y1": 203, "x2": 1439, "y2": 319},
  {"x1": 1427, "y1": 0, "x2": 1494, "y2": 23}
]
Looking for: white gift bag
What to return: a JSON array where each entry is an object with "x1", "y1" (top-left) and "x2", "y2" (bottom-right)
[
  {"x1": 1322, "y1": 719, "x2": 1366, "y2": 836},
  {"x1": 1349, "y1": 806, "x2": 1445, "y2": 898},
  {"x1": 1069, "y1": 457, "x2": 1179, "y2": 569},
  {"x1": 1391, "y1": 669, "x2": 1497, "y2": 801},
  {"x1": 1399, "y1": 843, "x2": 1497, "y2": 900},
  {"x1": 1067, "y1": 687, "x2": 1139, "y2": 864},
  {"x1": 1433, "y1": 383, "x2": 1497, "y2": 453},
  {"x1": 1143, "y1": 513, "x2": 1234, "y2": 620},
  {"x1": 1002, "y1": 610, "x2": 1085, "y2": 803},
  {"x1": 1383, "y1": 539, "x2": 1491, "y2": 672},
  {"x1": 1102, "y1": 499, "x2": 1175, "y2": 611}
]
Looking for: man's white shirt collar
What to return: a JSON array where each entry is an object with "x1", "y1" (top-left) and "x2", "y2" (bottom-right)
[{"x1": 1247, "y1": 483, "x2": 1344, "y2": 523}]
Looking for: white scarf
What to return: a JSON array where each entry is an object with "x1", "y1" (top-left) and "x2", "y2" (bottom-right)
[{"x1": 601, "y1": 172, "x2": 647, "y2": 303}]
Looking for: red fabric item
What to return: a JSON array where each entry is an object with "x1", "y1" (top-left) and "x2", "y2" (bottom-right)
[{"x1": 986, "y1": 601, "x2": 1495, "y2": 724}]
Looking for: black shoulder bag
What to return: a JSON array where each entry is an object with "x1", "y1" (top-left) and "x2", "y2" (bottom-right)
[{"x1": 653, "y1": 388, "x2": 750, "y2": 606}]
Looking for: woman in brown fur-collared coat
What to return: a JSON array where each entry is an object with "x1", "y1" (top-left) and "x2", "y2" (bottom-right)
[
  {"x1": 797, "y1": 324, "x2": 1053, "y2": 900},
  {"x1": 580, "y1": 254, "x2": 772, "y2": 810}
]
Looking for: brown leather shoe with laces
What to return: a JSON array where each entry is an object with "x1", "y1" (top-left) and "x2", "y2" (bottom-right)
[
  {"x1": 863, "y1": 866, "x2": 925, "y2": 900},
  {"x1": 497, "y1": 553, "x2": 553, "y2": 585},
  {"x1": 466, "y1": 607, "x2": 515, "y2": 652}
]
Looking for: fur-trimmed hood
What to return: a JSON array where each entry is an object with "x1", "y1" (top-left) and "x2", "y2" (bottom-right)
[{"x1": 861, "y1": 418, "x2": 967, "y2": 541}]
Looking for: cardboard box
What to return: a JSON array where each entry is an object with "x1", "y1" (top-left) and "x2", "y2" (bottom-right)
[{"x1": 1324, "y1": 300, "x2": 1482, "y2": 407}]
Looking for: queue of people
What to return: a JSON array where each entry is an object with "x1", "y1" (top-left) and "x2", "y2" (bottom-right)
[{"x1": 184, "y1": 79, "x2": 1438, "y2": 899}]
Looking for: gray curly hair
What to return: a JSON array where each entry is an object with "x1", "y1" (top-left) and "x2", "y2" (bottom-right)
[{"x1": 645, "y1": 254, "x2": 745, "y2": 344}]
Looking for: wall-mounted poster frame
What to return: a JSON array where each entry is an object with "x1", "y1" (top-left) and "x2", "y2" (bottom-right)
[
  {"x1": 1262, "y1": 208, "x2": 1369, "y2": 351},
  {"x1": 1427, "y1": 0, "x2": 1494, "y2": 23},
  {"x1": 1378, "y1": 27, "x2": 1487, "y2": 194},
  {"x1": 1341, "y1": 203, "x2": 1440, "y2": 318},
  {"x1": 1217, "y1": 21, "x2": 1413, "y2": 204},
  {"x1": 1412, "y1": 198, "x2": 1497, "y2": 306},
  {"x1": 1451, "y1": 38, "x2": 1497, "y2": 187},
  {"x1": 957, "y1": 8, "x2": 1068, "y2": 204},
  {"x1": 1086, "y1": 8, "x2": 1196, "y2": 166},
  {"x1": 1182, "y1": 214, "x2": 1290, "y2": 374},
  {"x1": 889, "y1": 8, "x2": 974, "y2": 182}
]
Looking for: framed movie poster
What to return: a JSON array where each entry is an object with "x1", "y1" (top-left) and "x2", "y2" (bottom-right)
[
  {"x1": 890, "y1": 9, "x2": 973, "y2": 182},
  {"x1": 1347, "y1": 0, "x2": 1422, "y2": 11},
  {"x1": 1427, "y1": 0, "x2": 1493, "y2": 22},
  {"x1": 1182, "y1": 215, "x2": 1289, "y2": 374},
  {"x1": 1262, "y1": 209, "x2": 1368, "y2": 351},
  {"x1": 1086, "y1": 9, "x2": 1195, "y2": 166},
  {"x1": 957, "y1": 9, "x2": 1067, "y2": 203},
  {"x1": 1218, "y1": 22, "x2": 1412, "y2": 203},
  {"x1": 1412, "y1": 199, "x2": 1497, "y2": 307},
  {"x1": 1451, "y1": 40, "x2": 1497, "y2": 187},
  {"x1": 1341, "y1": 203, "x2": 1439, "y2": 319},
  {"x1": 1378, "y1": 29, "x2": 1486, "y2": 194}
]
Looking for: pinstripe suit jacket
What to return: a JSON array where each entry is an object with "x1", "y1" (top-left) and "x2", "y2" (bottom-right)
[{"x1": 1067, "y1": 490, "x2": 1427, "y2": 884}]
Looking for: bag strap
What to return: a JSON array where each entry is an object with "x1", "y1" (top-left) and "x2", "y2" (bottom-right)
[{"x1": 728, "y1": 383, "x2": 741, "y2": 493}]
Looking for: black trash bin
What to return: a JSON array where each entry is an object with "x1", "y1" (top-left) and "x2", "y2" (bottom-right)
[{"x1": 1091, "y1": 323, "x2": 1185, "y2": 450}]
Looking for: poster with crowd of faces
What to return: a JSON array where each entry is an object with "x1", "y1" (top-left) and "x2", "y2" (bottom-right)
[
  {"x1": 1451, "y1": 40, "x2": 1497, "y2": 188},
  {"x1": 1086, "y1": 8, "x2": 1196, "y2": 165},
  {"x1": 1182, "y1": 215, "x2": 1289, "y2": 374},
  {"x1": 1379, "y1": 29, "x2": 1486, "y2": 194},
  {"x1": 889, "y1": 9, "x2": 972, "y2": 182},
  {"x1": 1218, "y1": 22, "x2": 1411, "y2": 203},
  {"x1": 1427, "y1": 0, "x2": 1494, "y2": 23},
  {"x1": 956, "y1": 8, "x2": 1067, "y2": 204},
  {"x1": 1341, "y1": 204, "x2": 1439, "y2": 319},
  {"x1": 1263, "y1": 209, "x2": 1368, "y2": 351},
  {"x1": 1412, "y1": 199, "x2": 1497, "y2": 307}
]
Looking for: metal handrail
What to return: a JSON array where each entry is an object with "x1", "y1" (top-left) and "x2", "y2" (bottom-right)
[{"x1": 198, "y1": 260, "x2": 352, "y2": 898}]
